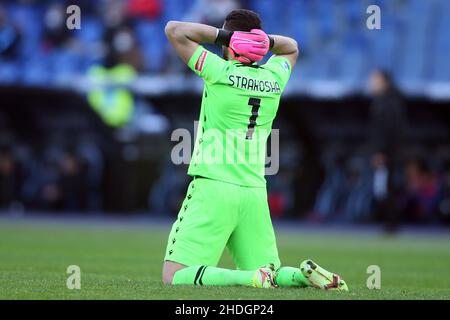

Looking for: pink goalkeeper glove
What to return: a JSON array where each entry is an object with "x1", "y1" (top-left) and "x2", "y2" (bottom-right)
[{"x1": 229, "y1": 29, "x2": 270, "y2": 64}]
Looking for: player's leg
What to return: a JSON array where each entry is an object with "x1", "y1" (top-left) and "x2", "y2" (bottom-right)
[
  {"x1": 162, "y1": 261, "x2": 186, "y2": 284},
  {"x1": 170, "y1": 264, "x2": 277, "y2": 288},
  {"x1": 162, "y1": 178, "x2": 276, "y2": 288},
  {"x1": 163, "y1": 253, "x2": 262, "y2": 287},
  {"x1": 226, "y1": 186, "x2": 310, "y2": 288},
  {"x1": 162, "y1": 178, "x2": 232, "y2": 282}
]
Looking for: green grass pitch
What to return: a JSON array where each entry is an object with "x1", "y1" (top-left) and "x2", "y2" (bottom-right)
[{"x1": 0, "y1": 219, "x2": 449, "y2": 300}]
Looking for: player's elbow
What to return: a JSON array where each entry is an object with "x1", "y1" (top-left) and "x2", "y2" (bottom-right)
[
  {"x1": 288, "y1": 39, "x2": 300, "y2": 64},
  {"x1": 165, "y1": 21, "x2": 183, "y2": 40},
  {"x1": 291, "y1": 39, "x2": 300, "y2": 57},
  {"x1": 164, "y1": 21, "x2": 177, "y2": 35}
]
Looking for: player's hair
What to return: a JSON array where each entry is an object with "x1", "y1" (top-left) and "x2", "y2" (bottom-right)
[{"x1": 223, "y1": 9, "x2": 262, "y2": 32}]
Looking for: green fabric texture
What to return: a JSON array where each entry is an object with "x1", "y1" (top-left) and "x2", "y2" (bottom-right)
[
  {"x1": 164, "y1": 178, "x2": 280, "y2": 270},
  {"x1": 186, "y1": 46, "x2": 292, "y2": 187}
]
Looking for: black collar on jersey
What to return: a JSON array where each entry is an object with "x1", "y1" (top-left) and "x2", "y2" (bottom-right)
[{"x1": 236, "y1": 63, "x2": 260, "y2": 69}]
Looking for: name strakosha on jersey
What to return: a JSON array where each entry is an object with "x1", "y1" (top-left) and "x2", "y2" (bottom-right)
[{"x1": 228, "y1": 75, "x2": 281, "y2": 93}]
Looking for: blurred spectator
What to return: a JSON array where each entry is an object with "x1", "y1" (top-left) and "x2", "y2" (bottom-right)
[
  {"x1": 88, "y1": 2, "x2": 145, "y2": 129},
  {"x1": 343, "y1": 156, "x2": 373, "y2": 222},
  {"x1": 102, "y1": 0, "x2": 129, "y2": 43},
  {"x1": 127, "y1": 0, "x2": 162, "y2": 19},
  {"x1": 149, "y1": 161, "x2": 189, "y2": 216},
  {"x1": 19, "y1": 147, "x2": 91, "y2": 212},
  {"x1": 78, "y1": 139, "x2": 104, "y2": 211},
  {"x1": 0, "y1": 5, "x2": 22, "y2": 60},
  {"x1": 0, "y1": 147, "x2": 20, "y2": 209},
  {"x1": 102, "y1": 0, "x2": 128, "y2": 30},
  {"x1": 87, "y1": 63, "x2": 136, "y2": 127},
  {"x1": 184, "y1": 0, "x2": 241, "y2": 27},
  {"x1": 401, "y1": 158, "x2": 443, "y2": 224},
  {"x1": 105, "y1": 26, "x2": 144, "y2": 70},
  {"x1": 312, "y1": 153, "x2": 349, "y2": 222},
  {"x1": 101, "y1": 0, "x2": 144, "y2": 71},
  {"x1": 24, "y1": 148, "x2": 61, "y2": 211},
  {"x1": 40, "y1": 2, "x2": 87, "y2": 79},
  {"x1": 42, "y1": 3, "x2": 71, "y2": 50},
  {"x1": 438, "y1": 161, "x2": 450, "y2": 224},
  {"x1": 58, "y1": 151, "x2": 88, "y2": 211},
  {"x1": 368, "y1": 69, "x2": 407, "y2": 232}
]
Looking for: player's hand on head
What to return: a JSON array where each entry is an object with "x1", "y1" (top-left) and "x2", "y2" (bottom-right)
[{"x1": 229, "y1": 29, "x2": 270, "y2": 63}]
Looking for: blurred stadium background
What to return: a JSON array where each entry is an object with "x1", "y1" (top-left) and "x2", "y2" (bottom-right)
[{"x1": 0, "y1": 0, "x2": 449, "y2": 228}]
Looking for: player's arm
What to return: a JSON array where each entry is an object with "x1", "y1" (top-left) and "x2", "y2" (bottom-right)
[
  {"x1": 268, "y1": 35, "x2": 299, "y2": 69},
  {"x1": 165, "y1": 21, "x2": 269, "y2": 66},
  {"x1": 164, "y1": 21, "x2": 217, "y2": 64}
]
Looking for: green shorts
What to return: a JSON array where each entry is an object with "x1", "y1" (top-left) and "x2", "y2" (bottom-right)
[{"x1": 164, "y1": 177, "x2": 280, "y2": 270}]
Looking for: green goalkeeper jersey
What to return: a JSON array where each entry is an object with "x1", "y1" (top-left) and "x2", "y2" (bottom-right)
[{"x1": 186, "y1": 45, "x2": 292, "y2": 187}]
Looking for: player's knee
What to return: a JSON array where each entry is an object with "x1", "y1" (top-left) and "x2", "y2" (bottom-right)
[
  {"x1": 162, "y1": 261, "x2": 186, "y2": 285},
  {"x1": 162, "y1": 270, "x2": 174, "y2": 285}
]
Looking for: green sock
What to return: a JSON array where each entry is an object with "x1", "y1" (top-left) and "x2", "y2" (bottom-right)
[
  {"x1": 275, "y1": 266, "x2": 310, "y2": 287},
  {"x1": 172, "y1": 266, "x2": 255, "y2": 287}
]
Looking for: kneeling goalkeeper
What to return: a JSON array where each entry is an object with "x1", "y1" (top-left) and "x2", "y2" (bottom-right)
[{"x1": 162, "y1": 9, "x2": 348, "y2": 291}]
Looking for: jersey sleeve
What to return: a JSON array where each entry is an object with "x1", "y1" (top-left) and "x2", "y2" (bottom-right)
[
  {"x1": 262, "y1": 55, "x2": 292, "y2": 90},
  {"x1": 187, "y1": 45, "x2": 229, "y2": 84}
]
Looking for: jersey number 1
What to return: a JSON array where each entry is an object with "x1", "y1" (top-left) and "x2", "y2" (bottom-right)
[{"x1": 246, "y1": 97, "x2": 261, "y2": 140}]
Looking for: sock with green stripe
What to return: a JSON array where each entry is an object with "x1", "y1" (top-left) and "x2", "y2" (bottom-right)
[
  {"x1": 275, "y1": 266, "x2": 310, "y2": 287},
  {"x1": 172, "y1": 266, "x2": 255, "y2": 286}
]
